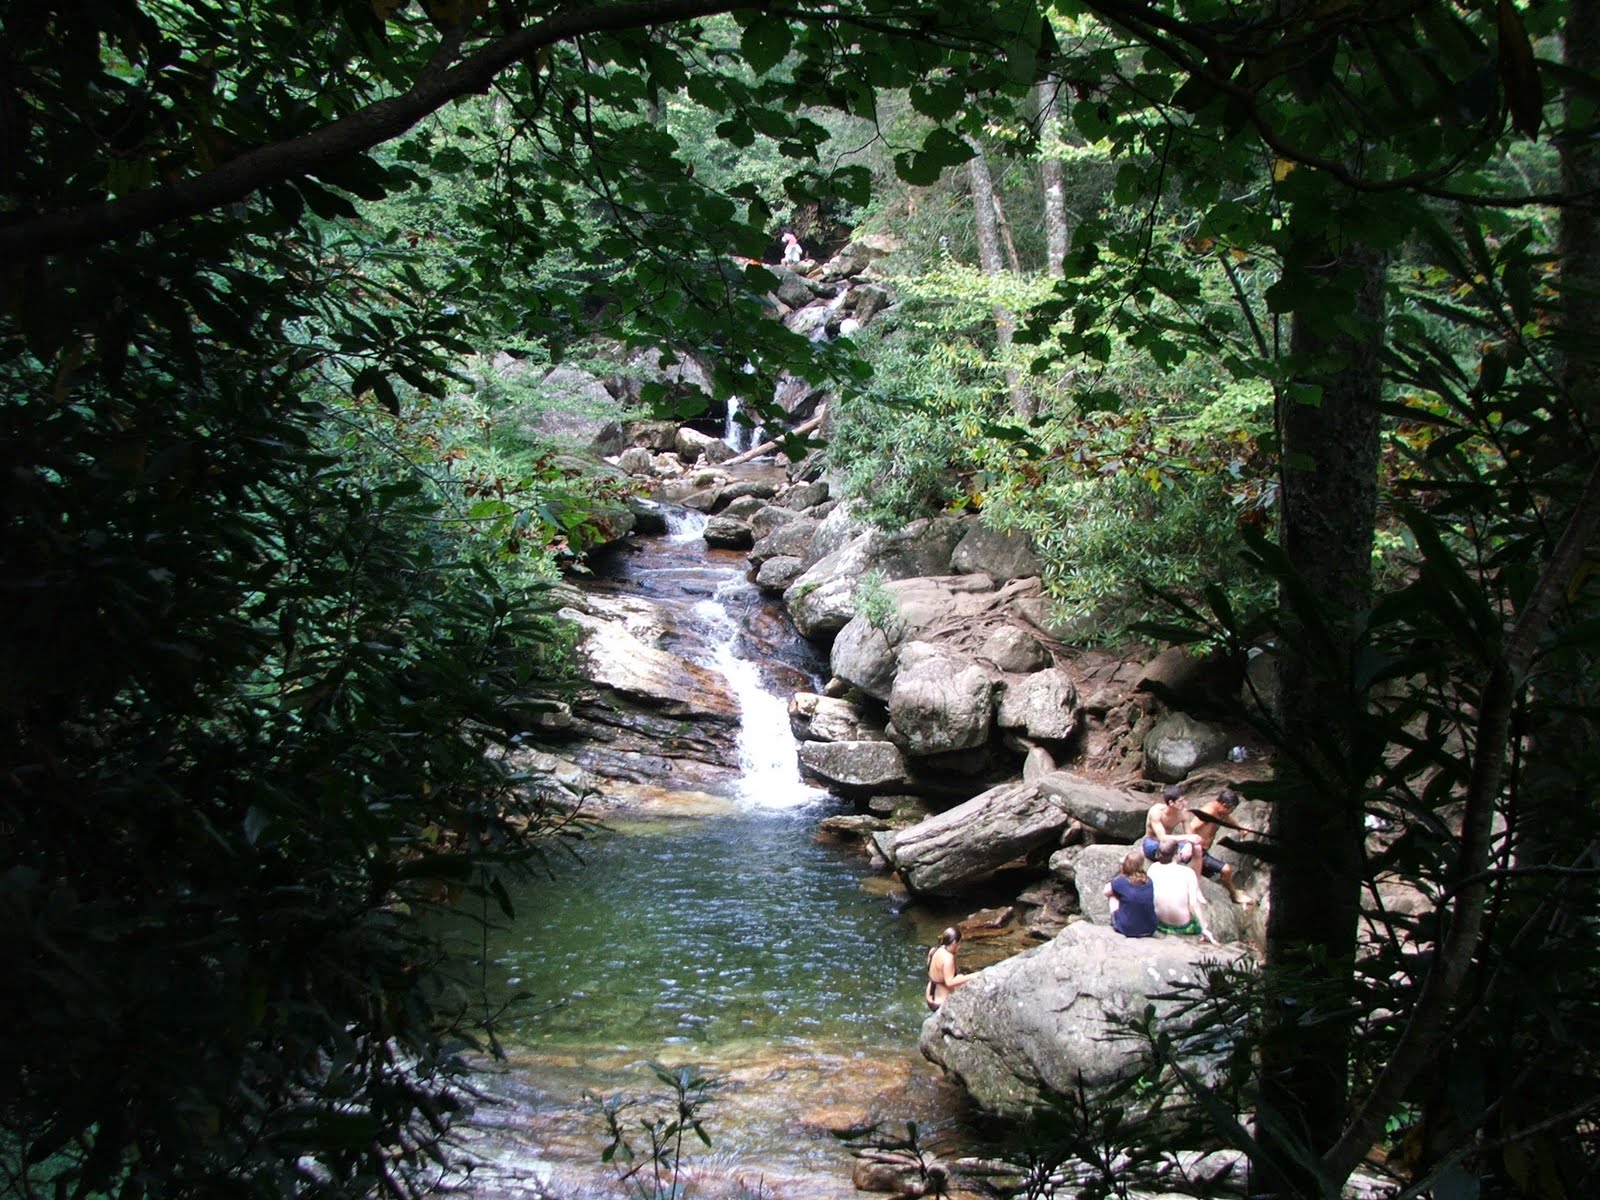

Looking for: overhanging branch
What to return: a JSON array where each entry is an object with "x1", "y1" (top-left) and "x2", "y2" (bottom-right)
[{"x1": 0, "y1": 0, "x2": 744, "y2": 263}]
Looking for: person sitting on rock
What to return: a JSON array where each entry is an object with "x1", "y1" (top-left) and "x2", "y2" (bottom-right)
[
  {"x1": 1187, "y1": 786, "x2": 1252, "y2": 907},
  {"x1": 1148, "y1": 839, "x2": 1217, "y2": 944},
  {"x1": 1104, "y1": 849, "x2": 1159, "y2": 938},
  {"x1": 1143, "y1": 784, "x2": 1203, "y2": 860},
  {"x1": 781, "y1": 231, "x2": 803, "y2": 265},
  {"x1": 925, "y1": 926, "x2": 978, "y2": 1011}
]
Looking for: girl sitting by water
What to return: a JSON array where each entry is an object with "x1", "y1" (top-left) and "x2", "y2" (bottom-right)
[
  {"x1": 926, "y1": 927, "x2": 978, "y2": 1011},
  {"x1": 1104, "y1": 849, "x2": 1159, "y2": 938}
]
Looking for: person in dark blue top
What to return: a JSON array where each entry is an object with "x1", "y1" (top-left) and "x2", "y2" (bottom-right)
[{"x1": 1104, "y1": 849, "x2": 1159, "y2": 938}]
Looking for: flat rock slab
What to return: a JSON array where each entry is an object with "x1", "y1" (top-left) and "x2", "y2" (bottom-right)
[
  {"x1": 1035, "y1": 773, "x2": 1151, "y2": 840},
  {"x1": 885, "y1": 781, "x2": 1070, "y2": 897}
]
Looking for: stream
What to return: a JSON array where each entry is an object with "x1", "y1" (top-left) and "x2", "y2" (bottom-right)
[{"x1": 451, "y1": 508, "x2": 979, "y2": 1200}]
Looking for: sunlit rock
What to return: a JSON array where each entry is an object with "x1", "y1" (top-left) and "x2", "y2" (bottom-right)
[
  {"x1": 754, "y1": 555, "x2": 804, "y2": 592},
  {"x1": 830, "y1": 614, "x2": 902, "y2": 702},
  {"x1": 750, "y1": 515, "x2": 818, "y2": 566},
  {"x1": 1034, "y1": 774, "x2": 1149, "y2": 840},
  {"x1": 788, "y1": 692, "x2": 889, "y2": 743},
  {"x1": 920, "y1": 922, "x2": 1252, "y2": 1117},
  {"x1": 796, "y1": 739, "x2": 910, "y2": 795},
  {"x1": 995, "y1": 667, "x2": 1081, "y2": 743},
  {"x1": 976, "y1": 625, "x2": 1050, "y2": 673},
  {"x1": 884, "y1": 780, "x2": 1068, "y2": 897},
  {"x1": 886, "y1": 644, "x2": 993, "y2": 755}
]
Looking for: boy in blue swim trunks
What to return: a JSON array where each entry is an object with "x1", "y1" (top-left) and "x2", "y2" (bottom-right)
[{"x1": 1187, "y1": 788, "x2": 1253, "y2": 907}]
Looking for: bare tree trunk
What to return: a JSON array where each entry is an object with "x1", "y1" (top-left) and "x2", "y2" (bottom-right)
[
  {"x1": 968, "y1": 145, "x2": 1006, "y2": 276},
  {"x1": 1036, "y1": 77, "x2": 1068, "y2": 279},
  {"x1": 1254, "y1": 233, "x2": 1386, "y2": 1196},
  {"x1": 993, "y1": 188, "x2": 1023, "y2": 273},
  {"x1": 967, "y1": 144, "x2": 1035, "y2": 419}
]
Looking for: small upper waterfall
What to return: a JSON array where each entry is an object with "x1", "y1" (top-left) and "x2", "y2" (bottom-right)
[{"x1": 724, "y1": 394, "x2": 759, "y2": 453}]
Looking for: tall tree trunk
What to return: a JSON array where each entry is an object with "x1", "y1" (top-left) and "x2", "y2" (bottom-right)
[
  {"x1": 1532, "y1": 0, "x2": 1600, "y2": 839},
  {"x1": 1036, "y1": 77, "x2": 1068, "y2": 279},
  {"x1": 1254, "y1": 232, "x2": 1387, "y2": 1195},
  {"x1": 967, "y1": 144, "x2": 1035, "y2": 419}
]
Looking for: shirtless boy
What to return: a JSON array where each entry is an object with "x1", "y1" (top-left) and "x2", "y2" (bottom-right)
[
  {"x1": 1148, "y1": 839, "x2": 1217, "y2": 943},
  {"x1": 1187, "y1": 787, "x2": 1251, "y2": 906},
  {"x1": 1143, "y1": 784, "x2": 1203, "y2": 861}
]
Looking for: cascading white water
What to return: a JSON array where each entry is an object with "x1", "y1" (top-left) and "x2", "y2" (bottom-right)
[
  {"x1": 723, "y1": 394, "x2": 758, "y2": 453},
  {"x1": 666, "y1": 507, "x2": 708, "y2": 543},
  {"x1": 692, "y1": 578, "x2": 825, "y2": 811}
]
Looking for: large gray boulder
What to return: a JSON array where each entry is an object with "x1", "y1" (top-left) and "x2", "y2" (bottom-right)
[
  {"x1": 920, "y1": 922, "x2": 1251, "y2": 1116},
  {"x1": 1054, "y1": 842, "x2": 1126, "y2": 905},
  {"x1": 831, "y1": 614, "x2": 903, "y2": 702},
  {"x1": 1143, "y1": 712, "x2": 1231, "y2": 782},
  {"x1": 771, "y1": 267, "x2": 819, "y2": 309},
  {"x1": 748, "y1": 504, "x2": 799, "y2": 541},
  {"x1": 749, "y1": 515, "x2": 819, "y2": 566},
  {"x1": 796, "y1": 740, "x2": 910, "y2": 795},
  {"x1": 995, "y1": 668, "x2": 1081, "y2": 743},
  {"x1": 673, "y1": 426, "x2": 722, "y2": 462},
  {"x1": 1035, "y1": 775, "x2": 1151, "y2": 840},
  {"x1": 886, "y1": 644, "x2": 994, "y2": 755},
  {"x1": 951, "y1": 523, "x2": 1043, "y2": 581},
  {"x1": 754, "y1": 556, "x2": 804, "y2": 592},
  {"x1": 788, "y1": 693, "x2": 889, "y2": 743},
  {"x1": 978, "y1": 625, "x2": 1051, "y2": 673},
  {"x1": 885, "y1": 781, "x2": 1070, "y2": 897},
  {"x1": 801, "y1": 501, "x2": 863, "y2": 567},
  {"x1": 780, "y1": 479, "x2": 830, "y2": 510},
  {"x1": 702, "y1": 515, "x2": 753, "y2": 549},
  {"x1": 783, "y1": 516, "x2": 967, "y2": 639}
]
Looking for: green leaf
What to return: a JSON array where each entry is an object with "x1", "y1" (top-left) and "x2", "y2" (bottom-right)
[{"x1": 740, "y1": 14, "x2": 793, "y2": 76}]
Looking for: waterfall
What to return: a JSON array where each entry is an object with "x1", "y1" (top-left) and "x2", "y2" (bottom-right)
[
  {"x1": 723, "y1": 394, "x2": 758, "y2": 453},
  {"x1": 692, "y1": 578, "x2": 825, "y2": 811},
  {"x1": 666, "y1": 508, "x2": 708, "y2": 544}
]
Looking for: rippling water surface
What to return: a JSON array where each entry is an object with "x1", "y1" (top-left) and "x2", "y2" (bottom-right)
[{"x1": 485, "y1": 808, "x2": 932, "y2": 1055}]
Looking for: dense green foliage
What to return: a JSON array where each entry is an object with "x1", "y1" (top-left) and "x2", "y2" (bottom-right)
[{"x1": 0, "y1": 1, "x2": 1052, "y2": 1196}]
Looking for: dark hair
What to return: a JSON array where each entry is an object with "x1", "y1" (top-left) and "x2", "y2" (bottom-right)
[
  {"x1": 1218, "y1": 787, "x2": 1240, "y2": 808},
  {"x1": 1161, "y1": 784, "x2": 1187, "y2": 803},
  {"x1": 1120, "y1": 849, "x2": 1148, "y2": 885},
  {"x1": 1156, "y1": 838, "x2": 1180, "y2": 864},
  {"x1": 927, "y1": 926, "x2": 961, "y2": 964}
]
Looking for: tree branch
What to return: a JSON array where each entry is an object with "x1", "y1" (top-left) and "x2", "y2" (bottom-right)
[
  {"x1": 1322, "y1": 454, "x2": 1600, "y2": 1183},
  {"x1": 0, "y1": 0, "x2": 744, "y2": 262}
]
